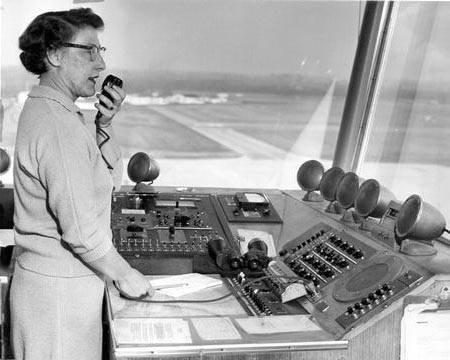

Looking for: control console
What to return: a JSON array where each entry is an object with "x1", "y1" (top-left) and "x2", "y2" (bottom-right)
[
  {"x1": 111, "y1": 191, "x2": 236, "y2": 274},
  {"x1": 279, "y1": 222, "x2": 431, "y2": 338},
  {"x1": 109, "y1": 189, "x2": 433, "y2": 339}
]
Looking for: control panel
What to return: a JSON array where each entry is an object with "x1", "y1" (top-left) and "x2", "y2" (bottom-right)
[
  {"x1": 110, "y1": 189, "x2": 434, "y2": 339},
  {"x1": 279, "y1": 221, "x2": 431, "y2": 338},
  {"x1": 224, "y1": 260, "x2": 308, "y2": 316},
  {"x1": 111, "y1": 191, "x2": 237, "y2": 274},
  {"x1": 280, "y1": 223, "x2": 374, "y2": 289},
  {"x1": 218, "y1": 192, "x2": 283, "y2": 223}
]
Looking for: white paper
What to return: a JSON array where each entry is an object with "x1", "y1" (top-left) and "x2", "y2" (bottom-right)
[
  {"x1": 0, "y1": 229, "x2": 15, "y2": 247},
  {"x1": 114, "y1": 318, "x2": 192, "y2": 344},
  {"x1": 191, "y1": 317, "x2": 242, "y2": 341},
  {"x1": 150, "y1": 273, "x2": 223, "y2": 297},
  {"x1": 243, "y1": 193, "x2": 267, "y2": 203},
  {"x1": 235, "y1": 315, "x2": 321, "y2": 334},
  {"x1": 401, "y1": 302, "x2": 450, "y2": 360},
  {"x1": 237, "y1": 229, "x2": 277, "y2": 257},
  {"x1": 121, "y1": 208, "x2": 145, "y2": 214}
]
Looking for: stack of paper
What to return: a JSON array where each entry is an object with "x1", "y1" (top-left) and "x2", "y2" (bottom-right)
[{"x1": 150, "y1": 273, "x2": 223, "y2": 297}]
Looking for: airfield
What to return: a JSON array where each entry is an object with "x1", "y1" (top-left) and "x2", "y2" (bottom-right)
[{"x1": 1, "y1": 84, "x2": 450, "y2": 222}]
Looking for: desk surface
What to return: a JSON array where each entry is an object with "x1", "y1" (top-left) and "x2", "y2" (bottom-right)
[
  {"x1": 105, "y1": 186, "x2": 450, "y2": 359},
  {"x1": 106, "y1": 275, "x2": 343, "y2": 358}
]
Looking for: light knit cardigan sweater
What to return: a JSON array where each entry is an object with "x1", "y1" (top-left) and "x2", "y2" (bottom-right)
[{"x1": 13, "y1": 85, "x2": 123, "y2": 277}]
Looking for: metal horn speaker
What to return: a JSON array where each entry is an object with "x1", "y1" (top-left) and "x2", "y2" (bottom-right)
[
  {"x1": 296, "y1": 160, "x2": 324, "y2": 202},
  {"x1": 127, "y1": 152, "x2": 160, "y2": 184},
  {"x1": 0, "y1": 147, "x2": 11, "y2": 175},
  {"x1": 319, "y1": 166, "x2": 345, "y2": 201},
  {"x1": 395, "y1": 194, "x2": 446, "y2": 241},
  {"x1": 336, "y1": 172, "x2": 360, "y2": 210},
  {"x1": 336, "y1": 172, "x2": 362, "y2": 223},
  {"x1": 319, "y1": 166, "x2": 345, "y2": 213},
  {"x1": 354, "y1": 179, "x2": 396, "y2": 219}
]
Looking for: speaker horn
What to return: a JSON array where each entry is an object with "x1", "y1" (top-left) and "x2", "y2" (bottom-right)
[
  {"x1": 336, "y1": 172, "x2": 361, "y2": 223},
  {"x1": 0, "y1": 146, "x2": 11, "y2": 180},
  {"x1": 127, "y1": 152, "x2": 160, "y2": 192},
  {"x1": 396, "y1": 194, "x2": 446, "y2": 241},
  {"x1": 296, "y1": 160, "x2": 325, "y2": 202},
  {"x1": 354, "y1": 179, "x2": 396, "y2": 219},
  {"x1": 395, "y1": 195, "x2": 448, "y2": 256},
  {"x1": 319, "y1": 166, "x2": 345, "y2": 213}
]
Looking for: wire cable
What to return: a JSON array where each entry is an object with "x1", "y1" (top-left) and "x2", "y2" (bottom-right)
[{"x1": 96, "y1": 125, "x2": 113, "y2": 169}]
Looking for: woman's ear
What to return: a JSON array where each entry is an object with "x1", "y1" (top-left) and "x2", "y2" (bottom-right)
[{"x1": 46, "y1": 47, "x2": 62, "y2": 67}]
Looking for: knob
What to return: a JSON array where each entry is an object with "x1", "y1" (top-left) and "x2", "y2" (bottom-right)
[
  {"x1": 323, "y1": 248, "x2": 332, "y2": 256},
  {"x1": 323, "y1": 269, "x2": 335, "y2": 278},
  {"x1": 303, "y1": 253, "x2": 314, "y2": 262},
  {"x1": 304, "y1": 273, "x2": 313, "y2": 280},
  {"x1": 403, "y1": 272, "x2": 412, "y2": 280},
  {"x1": 382, "y1": 283, "x2": 394, "y2": 295},
  {"x1": 279, "y1": 249, "x2": 288, "y2": 256},
  {"x1": 361, "y1": 298, "x2": 372, "y2": 309},
  {"x1": 334, "y1": 239, "x2": 343, "y2": 246},
  {"x1": 317, "y1": 264, "x2": 327, "y2": 272}
]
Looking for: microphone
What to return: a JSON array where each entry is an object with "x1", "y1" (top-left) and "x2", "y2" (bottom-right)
[{"x1": 96, "y1": 74, "x2": 123, "y2": 121}]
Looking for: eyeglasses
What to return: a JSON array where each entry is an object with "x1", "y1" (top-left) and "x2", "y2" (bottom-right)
[{"x1": 61, "y1": 42, "x2": 106, "y2": 61}]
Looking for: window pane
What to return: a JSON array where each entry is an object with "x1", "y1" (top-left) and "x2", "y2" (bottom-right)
[
  {"x1": 1, "y1": 0, "x2": 362, "y2": 190},
  {"x1": 360, "y1": 2, "x2": 450, "y2": 222}
]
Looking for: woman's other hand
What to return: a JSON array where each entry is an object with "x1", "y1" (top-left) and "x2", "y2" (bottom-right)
[{"x1": 116, "y1": 268, "x2": 155, "y2": 298}]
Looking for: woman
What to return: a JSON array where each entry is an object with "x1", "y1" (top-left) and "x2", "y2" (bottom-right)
[{"x1": 11, "y1": 8, "x2": 153, "y2": 360}]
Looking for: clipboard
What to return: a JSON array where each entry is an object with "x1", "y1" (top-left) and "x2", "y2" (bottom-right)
[{"x1": 401, "y1": 293, "x2": 450, "y2": 360}]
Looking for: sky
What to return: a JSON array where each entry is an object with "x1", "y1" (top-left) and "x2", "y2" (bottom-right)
[
  {"x1": 1, "y1": 0, "x2": 450, "y2": 84},
  {"x1": 0, "y1": 0, "x2": 363, "y2": 80}
]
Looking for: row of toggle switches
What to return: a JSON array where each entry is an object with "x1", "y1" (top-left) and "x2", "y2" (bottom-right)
[
  {"x1": 345, "y1": 283, "x2": 394, "y2": 317},
  {"x1": 327, "y1": 235, "x2": 364, "y2": 259}
]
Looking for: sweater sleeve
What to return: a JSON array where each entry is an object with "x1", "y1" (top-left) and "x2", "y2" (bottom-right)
[{"x1": 36, "y1": 115, "x2": 113, "y2": 263}]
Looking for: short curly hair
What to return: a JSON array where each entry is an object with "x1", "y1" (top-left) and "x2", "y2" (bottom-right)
[{"x1": 19, "y1": 8, "x2": 104, "y2": 75}]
